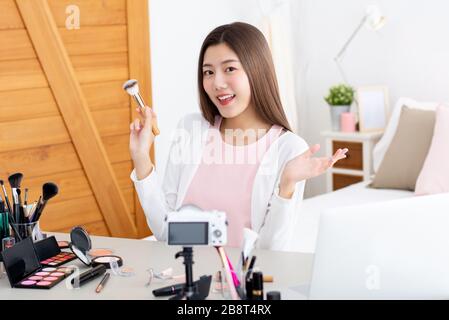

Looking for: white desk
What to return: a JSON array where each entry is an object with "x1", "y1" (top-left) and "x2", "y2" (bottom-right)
[{"x1": 0, "y1": 233, "x2": 312, "y2": 300}]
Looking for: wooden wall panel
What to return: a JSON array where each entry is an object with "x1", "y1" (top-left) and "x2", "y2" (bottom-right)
[
  {"x1": 0, "y1": 29, "x2": 36, "y2": 60},
  {"x1": 0, "y1": 59, "x2": 48, "y2": 91},
  {"x1": 0, "y1": 138, "x2": 130, "y2": 179},
  {"x1": 1, "y1": 26, "x2": 128, "y2": 61},
  {"x1": 0, "y1": 110, "x2": 129, "y2": 153},
  {"x1": 0, "y1": 0, "x2": 151, "y2": 238},
  {"x1": 0, "y1": 0, "x2": 126, "y2": 29},
  {"x1": 72, "y1": 53, "x2": 129, "y2": 84},
  {"x1": 0, "y1": 0, "x2": 24, "y2": 29},
  {"x1": 59, "y1": 26, "x2": 128, "y2": 56},
  {"x1": 40, "y1": 195, "x2": 105, "y2": 230},
  {"x1": 0, "y1": 81, "x2": 129, "y2": 123},
  {"x1": 48, "y1": 0, "x2": 126, "y2": 27},
  {"x1": 56, "y1": 220, "x2": 110, "y2": 237},
  {"x1": 0, "y1": 54, "x2": 129, "y2": 92}
]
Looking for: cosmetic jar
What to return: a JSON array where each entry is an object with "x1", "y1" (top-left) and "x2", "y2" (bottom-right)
[{"x1": 91, "y1": 255, "x2": 123, "y2": 269}]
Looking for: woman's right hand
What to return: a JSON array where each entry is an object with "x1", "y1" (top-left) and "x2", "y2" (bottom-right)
[{"x1": 129, "y1": 106, "x2": 156, "y2": 179}]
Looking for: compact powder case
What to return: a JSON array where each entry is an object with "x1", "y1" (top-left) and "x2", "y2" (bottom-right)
[{"x1": 69, "y1": 226, "x2": 122, "y2": 269}]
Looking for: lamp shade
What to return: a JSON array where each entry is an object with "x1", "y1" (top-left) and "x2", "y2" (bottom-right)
[{"x1": 366, "y1": 5, "x2": 386, "y2": 30}]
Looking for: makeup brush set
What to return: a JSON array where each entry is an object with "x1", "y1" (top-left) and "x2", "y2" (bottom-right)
[{"x1": 0, "y1": 172, "x2": 59, "y2": 242}]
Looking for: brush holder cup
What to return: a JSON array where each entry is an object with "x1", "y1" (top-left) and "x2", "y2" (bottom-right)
[{"x1": 11, "y1": 221, "x2": 44, "y2": 243}]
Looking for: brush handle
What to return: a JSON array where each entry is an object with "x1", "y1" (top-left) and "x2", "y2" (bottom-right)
[
  {"x1": 6, "y1": 210, "x2": 22, "y2": 241},
  {"x1": 31, "y1": 200, "x2": 47, "y2": 223},
  {"x1": 133, "y1": 93, "x2": 146, "y2": 111},
  {"x1": 1, "y1": 185, "x2": 12, "y2": 216},
  {"x1": 30, "y1": 196, "x2": 42, "y2": 222},
  {"x1": 14, "y1": 203, "x2": 21, "y2": 224},
  {"x1": 133, "y1": 94, "x2": 160, "y2": 136},
  {"x1": 151, "y1": 119, "x2": 160, "y2": 136}
]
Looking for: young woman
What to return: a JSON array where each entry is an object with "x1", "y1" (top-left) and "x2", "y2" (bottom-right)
[{"x1": 129, "y1": 22, "x2": 347, "y2": 250}]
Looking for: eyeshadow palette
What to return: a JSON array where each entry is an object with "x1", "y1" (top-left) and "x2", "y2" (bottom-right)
[
  {"x1": 1, "y1": 237, "x2": 74, "y2": 290},
  {"x1": 57, "y1": 241, "x2": 70, "y2": 249},
  {"x1": 40, "y1": 252, "x2": 76, "y2": 267},
  {"x1": 34, "y1": 236, "x2": 77, "y2": 267},
  {"x1": 15, "y1": 266, "x2": 74, "y2": 289}
]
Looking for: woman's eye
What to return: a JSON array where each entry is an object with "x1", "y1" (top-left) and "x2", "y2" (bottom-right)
[
  {"x1": 226, "y1": 67, "x2": 236, "y2": 72},
  {"x1": 203, "y1": 70, "x2": 213, "y2": 76}
]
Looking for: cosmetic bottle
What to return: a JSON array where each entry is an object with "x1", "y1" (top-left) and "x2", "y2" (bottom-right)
[
  {"x1": 245, "y1": 275, "x2": 253, "y2": 300},
  {"x1": 267, "y1": 291, "x2": 281, "y2": 300}
]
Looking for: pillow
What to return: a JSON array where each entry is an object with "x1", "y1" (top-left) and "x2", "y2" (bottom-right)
[
  {"x1": 415, "y1": 105, "x2": 449, "y2": 195},
  {"x1": 370, "y1": 106, "x2": 435, "y2": 191},
  {"x1": 372, "y1": 97, "x2": 440, "y2": 172}
]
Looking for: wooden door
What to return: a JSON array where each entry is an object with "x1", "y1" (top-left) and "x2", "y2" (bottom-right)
[{"x1": 0, "y1": 0, "x2": 153, "y2": 239}]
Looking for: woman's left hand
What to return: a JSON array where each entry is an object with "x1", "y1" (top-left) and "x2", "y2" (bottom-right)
[{"x1": 280, "y1": 144, "x2": 348, "y2": 188}]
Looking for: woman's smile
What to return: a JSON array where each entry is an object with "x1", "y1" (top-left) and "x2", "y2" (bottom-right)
[{"x1": 217, "y1": 94, "x2": 236, "y2": 106}]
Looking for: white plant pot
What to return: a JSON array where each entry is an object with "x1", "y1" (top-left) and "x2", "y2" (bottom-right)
[{"x1": 329, "y1": 105, "x2": 350, "y2": 131}]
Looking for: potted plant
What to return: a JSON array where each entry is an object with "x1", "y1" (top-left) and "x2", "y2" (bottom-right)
[{"x1": 324, "y1": 84, "x2": 355, "y2": 131}]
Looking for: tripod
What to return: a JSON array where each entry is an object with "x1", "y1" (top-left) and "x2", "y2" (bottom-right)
[{"x1": 170, "y1": 246, "x2": 211, "y2": 300}]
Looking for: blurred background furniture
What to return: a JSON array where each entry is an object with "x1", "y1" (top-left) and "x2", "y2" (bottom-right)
[{"x1": 321, "y1": 131, "x2": 382, "y2": 192}]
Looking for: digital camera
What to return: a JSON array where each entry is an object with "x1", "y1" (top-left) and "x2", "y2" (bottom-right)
[{"x1": 166, "y1": 205, "x2": 227, "y2": 246}]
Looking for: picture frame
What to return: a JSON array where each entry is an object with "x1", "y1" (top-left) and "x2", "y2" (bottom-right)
[{"x1": 356, "y1": 86, "x2": 389, "y2": 132}]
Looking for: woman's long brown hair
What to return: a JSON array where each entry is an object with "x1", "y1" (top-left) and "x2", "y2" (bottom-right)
[{"x1": 197, "y1": 22, "x2": 292, "y2": 132}]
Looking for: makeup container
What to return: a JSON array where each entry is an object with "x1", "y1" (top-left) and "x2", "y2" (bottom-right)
[
  {"x1": 0, "y1": 237, "x2": 14, "y2": 278},
  {"x1": 69, "y1": 226, "x2": 123, "y2": 269},
  {"x1": 34, "y1": 236, "x2": 76, "y2": 267},
  {"x1": 266, "y1": 291, "x2": 281, "y2": 300},
  {"x1": 1, "y1": 238, "x2": 74, "y2": 289},
  {"x1": 57, "y1": 241, "x2": 70, "y2": 249},
  {"x1": 11, "y1": 221, "x2": 42, "y2": 242}
]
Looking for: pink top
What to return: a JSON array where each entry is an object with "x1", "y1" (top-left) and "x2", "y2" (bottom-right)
[{"x1": 182, "y1": 116, "x2": 283, "y2": 247}]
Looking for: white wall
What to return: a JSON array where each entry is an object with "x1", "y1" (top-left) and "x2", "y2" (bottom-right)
[{"x1": 150, "y1": 0, "x2": 449, "y2": 198}]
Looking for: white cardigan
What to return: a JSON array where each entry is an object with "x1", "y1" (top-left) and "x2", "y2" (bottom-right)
[{"x1": 131, "y1": 113, "x2": 309, "y2": 250}]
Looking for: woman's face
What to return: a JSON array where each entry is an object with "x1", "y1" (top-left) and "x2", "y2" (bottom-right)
[{"x1": 202, "y1": 43, "x2": 252, "y2": 119}]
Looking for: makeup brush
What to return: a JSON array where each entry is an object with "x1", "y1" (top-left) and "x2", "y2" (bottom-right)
[
  {"x1": 15, "y1": 189, "x2": 24, "y2": 223},
  {"x1": 30, "y1": 196, "x2": 41, "y2": 222},
  {"x1": 8, "y1": 173, "x2": 23, "y2": 190},
  {"x1": 8, "y1": 173, "x2": 23, "y2": 221},
  {"x1": 27, "y1": 201, "x2": 37, "y2": 223},
  {"x1": 0, "y1": 194, "x2": 5, "y2": 213},
  {"x1": 0, "y1": 180, "x2": 21, "y2": 240},
  {"x1": 0, "y1": 193, "x2": 21, "y2": 241},
  {"x1": 31, "y1": 182, "x2": 59, "y2": 222},
  {"x1": 0, "y1": 180, "x2": 12, "y2": 215},
  {"x1": 122, "y1": 79, "x2": 160, "y2": 136}
]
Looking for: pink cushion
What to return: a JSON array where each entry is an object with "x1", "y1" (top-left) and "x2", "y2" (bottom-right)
[{"x1": 415, "y1": 105, "x2": 449, "y2": 195}]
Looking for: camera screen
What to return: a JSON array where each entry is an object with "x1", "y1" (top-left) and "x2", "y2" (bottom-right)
[{"x1": 168, "y1": 222, "x2": 209, "y2": 245}]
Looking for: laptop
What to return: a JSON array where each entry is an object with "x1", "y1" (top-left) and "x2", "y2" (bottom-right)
[{"x1": 308, "y1": 192, "x2": 449, "y2": 300}]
